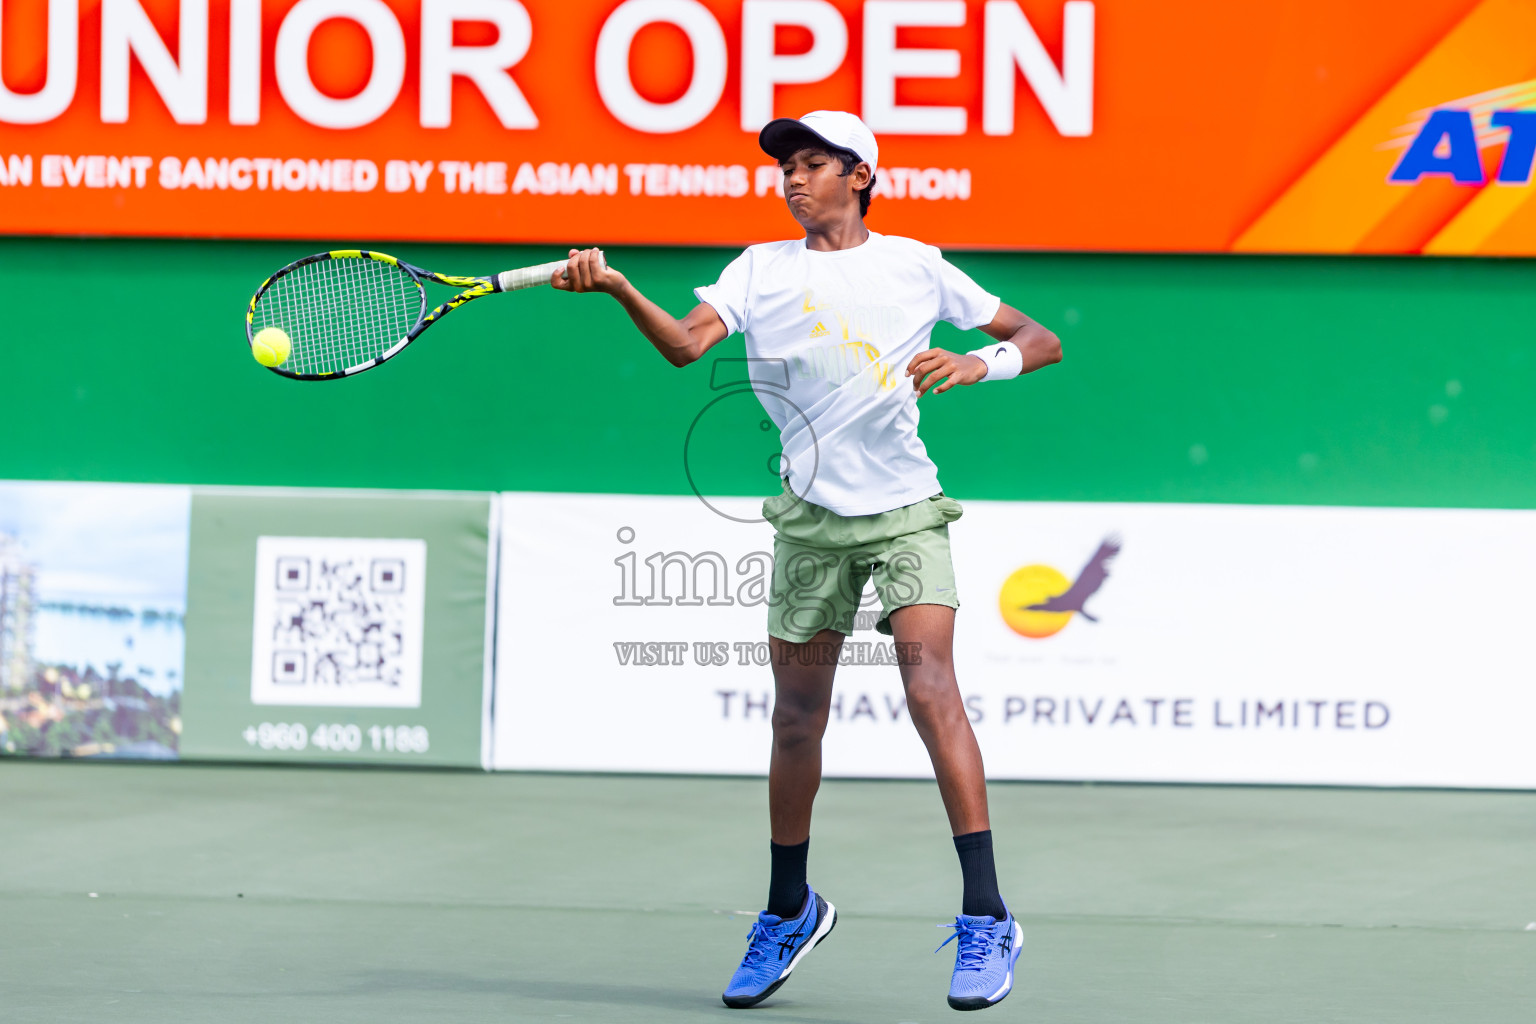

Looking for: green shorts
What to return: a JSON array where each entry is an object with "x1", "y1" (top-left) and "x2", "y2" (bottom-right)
[{"x1": 763, "y1": 483, "x2": 964, "y2": 644}]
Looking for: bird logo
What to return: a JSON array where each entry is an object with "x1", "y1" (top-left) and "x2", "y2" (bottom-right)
[{"x1": 998, "y1": 535, "x2": 1121, "y2": 639}]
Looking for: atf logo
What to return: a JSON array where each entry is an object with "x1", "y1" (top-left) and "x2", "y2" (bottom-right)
[
  {"x1": 998, "y1": 536, "x2": 1121, "y2": 639},
  {"x1": 1388, "y1": 81, "x2": 1536, "y2": 185}
]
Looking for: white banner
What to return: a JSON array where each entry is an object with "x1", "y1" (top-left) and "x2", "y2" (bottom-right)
[{"x1": 492, "y1": 492, "x2": 1536, "y2": 788}]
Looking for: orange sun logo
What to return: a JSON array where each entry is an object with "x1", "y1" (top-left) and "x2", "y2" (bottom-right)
[
  {"x1": 998, "y1": 564, "x2": 1075, "y2": 638},
  {"x1": 998, "y1": 536, "x2": 1122, "y2": 639}
]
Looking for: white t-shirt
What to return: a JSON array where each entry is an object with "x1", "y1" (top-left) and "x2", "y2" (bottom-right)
[{"x1": 694, "y1": 232, "x2": 1001, "y2": 517}]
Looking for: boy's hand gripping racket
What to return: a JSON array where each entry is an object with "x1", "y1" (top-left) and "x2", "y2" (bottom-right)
[{"x1": 243, "y1": 249, "x2": 592, "y2": 380}]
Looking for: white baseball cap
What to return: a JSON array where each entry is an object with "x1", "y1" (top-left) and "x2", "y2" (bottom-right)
[{"x1": 759, "y1": 110, "x2": 879, "y2": 174}]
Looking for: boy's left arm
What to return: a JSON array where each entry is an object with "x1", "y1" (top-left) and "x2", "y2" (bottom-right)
[{"x1": 907, "y1": 303, "x2": 1062, "y2": 397}]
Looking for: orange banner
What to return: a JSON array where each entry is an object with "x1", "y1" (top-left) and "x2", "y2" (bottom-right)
[{"x1": 2, "y1": 0, "x2": 1532, "y2": 253}]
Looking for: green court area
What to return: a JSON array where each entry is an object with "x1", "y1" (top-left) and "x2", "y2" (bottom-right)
[{"x1": 3, "y1": 761, "x2": 1532, "y2": 1022}]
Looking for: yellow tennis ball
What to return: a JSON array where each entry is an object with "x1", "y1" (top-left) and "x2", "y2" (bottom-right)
[{"x1": 251, "y1": 327, "x2": 291, "y2": 368}]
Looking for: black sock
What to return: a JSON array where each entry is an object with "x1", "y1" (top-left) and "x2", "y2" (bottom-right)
[
  {"x1": 953, "y1": 830, "x2": 1007, "y2": 919},
  {"x1": 766, "y1": 839, "x2": 809, "y2": 918}
]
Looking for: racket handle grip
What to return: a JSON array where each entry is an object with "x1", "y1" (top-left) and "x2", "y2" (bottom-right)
[{"x1": 498, "y1": 259, "x2": 570, "y2": 292}]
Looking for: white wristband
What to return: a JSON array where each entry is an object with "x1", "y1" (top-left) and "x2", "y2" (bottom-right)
[{"x1": 967, "y1": 341, "x2": 1024, "y2": 381}]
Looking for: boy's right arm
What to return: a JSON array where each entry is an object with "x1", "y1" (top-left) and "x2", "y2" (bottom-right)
[{"x1": 553, "y1": 247, "x2": 729, "y2": 368}]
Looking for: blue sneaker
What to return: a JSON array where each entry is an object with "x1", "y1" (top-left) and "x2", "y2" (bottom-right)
[
  {"x1": 722, "y1": 887, "x2": 837, "y2": 1008},
  {"x1": 936, "y1": 908, "x2": 1023, "y2": 1011}
]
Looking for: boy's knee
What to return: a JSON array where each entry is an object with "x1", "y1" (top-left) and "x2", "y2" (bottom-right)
[
  {"x1": 903, "y1": 672, "x2": 961, "y2": 723},
  {"x1": 772, "y1": 700, "x2": 825, "y2": 746}
]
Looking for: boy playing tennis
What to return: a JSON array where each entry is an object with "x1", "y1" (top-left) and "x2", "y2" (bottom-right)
[{"x1": 554, "y1": 111, "x2": 1061, "y2": 1011}]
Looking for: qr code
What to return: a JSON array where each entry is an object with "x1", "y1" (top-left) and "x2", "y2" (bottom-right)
[{"x1": 250, "y1": 536, "x2": 426, "y2": 708}]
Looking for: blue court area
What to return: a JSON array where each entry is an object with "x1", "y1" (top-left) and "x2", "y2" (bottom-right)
[{"x1": 4, "y1": 761, "x2": 1532, "y2": 1022}]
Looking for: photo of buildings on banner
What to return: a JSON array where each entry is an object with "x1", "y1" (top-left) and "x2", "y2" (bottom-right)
[{"x1": 0, "y1": 483, "x2": 188, "y2": 760}]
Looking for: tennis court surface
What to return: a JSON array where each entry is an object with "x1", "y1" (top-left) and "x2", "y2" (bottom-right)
[{"x1": 4, "y1": 761, "x2": 1532, "y2": 1023}]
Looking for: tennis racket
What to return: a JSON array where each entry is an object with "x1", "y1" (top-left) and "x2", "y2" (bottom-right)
[{"x1": 244, "y1": 248, "x2": 589, "y2": 380}]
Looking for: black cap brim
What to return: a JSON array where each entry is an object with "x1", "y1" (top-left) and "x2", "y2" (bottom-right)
[{"x1": 759, "y1": 118, "x2": 855, "y2": 162}]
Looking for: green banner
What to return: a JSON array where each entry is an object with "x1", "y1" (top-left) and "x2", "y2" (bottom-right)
[
  {"x1": 180, "y1": 489, "x2": 494, "y2": 768},
  {"x1": 5, "y1": 237, "x2": 1536, "y2": 510}
]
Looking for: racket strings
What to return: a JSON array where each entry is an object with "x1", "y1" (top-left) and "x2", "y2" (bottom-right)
[{"x1": 253, "y1": 257, "x2": 422, "y2": 375}]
